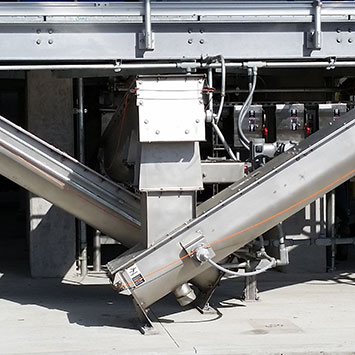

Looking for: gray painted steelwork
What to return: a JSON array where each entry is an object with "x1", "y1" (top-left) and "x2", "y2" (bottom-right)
[
  {"x1": 0, "y1": 115, "x2": 141, "y2": 247},
  {"x1": 0, "y1": 1, "x2": 355, "y2": 61},
  {"x1": 109, "y1": 108, "x2": 355, "y2": 309}
]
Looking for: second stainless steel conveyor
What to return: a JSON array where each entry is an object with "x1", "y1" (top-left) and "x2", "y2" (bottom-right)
[
  {"x1": 108, "y1": 107, "x2": 355, "y2": 310},
  {"x1": 0, "y1": 115, "x2": 141, "y2": 247}
]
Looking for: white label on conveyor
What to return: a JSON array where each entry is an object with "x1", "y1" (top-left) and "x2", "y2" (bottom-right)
[{"x1": 126, "y1": 263, "x2": 145, "y2": 287}]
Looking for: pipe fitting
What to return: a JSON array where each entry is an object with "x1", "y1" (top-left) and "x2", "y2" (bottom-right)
[
  {"x1": 195, "y1": 246, "x2": 211, "y2": 263},
  {"x1": 174, "y1": 283, "x2": 196, "y2": 306}
]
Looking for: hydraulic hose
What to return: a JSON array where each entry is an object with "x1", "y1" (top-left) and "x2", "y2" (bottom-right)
[
  {"x1": 207, "y1": 55, "x2": 237, "y2": 161},
  {"x1": 237, "y1": 67, "x2": 258, "y2": 150},
  {"x1": 195, "y1": 245, "x2": 275, "y2": 278},
  {"x1": 211, "y1": 120, "x2": 238, "y2": 161},
  {"x1": 214, "y1": 55, "x2": 226, "y2": 125},
  {"x1": 207, "y1": 257, "x2": 275, "y2": 278}
]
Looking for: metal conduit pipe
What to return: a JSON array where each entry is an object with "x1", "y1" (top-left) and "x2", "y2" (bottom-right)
[
  {"x1": 208, "y1": 257, "x2": 275, "y2": 278},
  {"x1": 3, "y1": 60, "x2": 355, "y2": 72},
  {"x1": 206, "y1": 55, "x2": 226, "y2": 125},
  {"x1": 208, "y1": 68, "x2": 213, "y2": 113},
  {"x1": 221, "y1": 226, "x2": 288, "y2": 271},
  {"x1": 207, "y1": 57, "x2": 237, "y2": 161},
  {"x1": 0, "y1": 64, "x2": 120, "y2": 71},
  {"x1": 262, "y1": 237, "x2": 355, "y2": 247},
  {"x1": 195, "y1": 245, "x2": 276, "y2": 278},
  {"x1": 211, "y1": 121, "x2": 238, "y2": 161},
  {"x1": 220, "y1": 262, "x2": 248, "y2": 269},
  {"x1": 237, "y1": 66, "x2": 258, "y2": 150}
]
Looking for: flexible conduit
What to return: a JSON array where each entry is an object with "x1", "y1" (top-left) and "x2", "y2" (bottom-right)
[
  {"x1": 207, "y1": 257, "x2": 275, "y2": 278},
  {"x1": 237, "y1": 67, "x2": 258, "y2": 150},
  {"x1": 209, "y1": 55, "x2": 237, "y2": 161}
]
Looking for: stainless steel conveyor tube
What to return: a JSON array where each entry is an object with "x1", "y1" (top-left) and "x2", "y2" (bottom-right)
[
  {"x1": 0, "y1": 115, "x2": 141, "y2": 247},
  {"x1": 109, "y1": 108, "x2": 355, "y2": 309}
]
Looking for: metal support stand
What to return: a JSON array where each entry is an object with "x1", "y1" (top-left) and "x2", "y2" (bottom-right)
[
  {"x1": 242, "y1": 274, "x2": 259, "y2": 302},
  {"x1": 194, "y1": 272, "x2": 224, "y2": 315},
  {"x1": 93, "y1": 230, "x2": 101, "y2": 272},
  {"x1": 326, "y1": 189, "x2": 336, "y2": 271},
  {"x1": 132, "y1": 298, "x2": 158, "y2": 335},
  {"x1": 76, "y1": 77, "x2": 87, "y2": 277}
]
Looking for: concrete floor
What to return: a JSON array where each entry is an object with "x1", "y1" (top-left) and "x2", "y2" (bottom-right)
[{"x1": 0, "y1": 247, "x2": 355, "y2": 355}]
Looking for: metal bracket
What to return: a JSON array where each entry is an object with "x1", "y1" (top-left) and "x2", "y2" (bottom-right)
[
  {"x1": 326, "y1": 57, "x2": 336, "y2": 70},
  {"x1": 194, "y1": 273, "x2": 224, "y2": 314},
  {"x1": 140, "y1": 0, "x2": 155, "y2": 50},
  {"x1": 73, "y1": 108, "x2": 87, "y2": 115},
  {"x1": 180, "y1": 232, "x2": 215, "y2": 262},
  {"x1": 139, "y1": 31, "x2": 155, "y2": 50},
  {"x1": 242, "y1": 275, "x2": 260, "y2": 302},
  {"x1": 132, "y1": 298, "x2": 159, "y2": 335}
]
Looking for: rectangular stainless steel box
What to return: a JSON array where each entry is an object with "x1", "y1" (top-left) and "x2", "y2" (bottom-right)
[
  {"x1": 275, "y1": 103, "x2": 305, "y2": 142},
  {"x1": 137, "y1": 76, "x2": 206, "y2": 143},
  {"x1": 234, "y1": 104, "x2": 263, "y2": 147},
  {"x1": 318, "y1": 103, "x2": 347, "y2": 130},
  {"x1": 201, "y1": 161, "x2": 245, "y2": 184}
]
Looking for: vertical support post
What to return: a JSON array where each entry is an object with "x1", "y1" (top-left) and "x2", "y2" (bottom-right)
[
  {"x1": 326, "y1": 190, "x2": 336, "y2": 271},
  {"x1": 144, "y1": 0, "x2": 153, "y2": 50},
  {"x1": 242, "y1": 271, "x2": 259, "y2": 301},
  {"x1": 313, "y1": 0, "x2": 322, "y2": 49},
  {"x1": 208, "y1": 68, "x2": 213, "y2": 114},
  {"x1": 27, "y1": 70, "x2": 76, "y2": 278},
  {"x1": 208, "y1": 68, "x2": 219, "y2": 195},
  {"x1": 76, "y1": 78, "x2": 87, "y2": 276},
  {"x1": 93, "y1": 230, "x2": 101, "y2": 272}
]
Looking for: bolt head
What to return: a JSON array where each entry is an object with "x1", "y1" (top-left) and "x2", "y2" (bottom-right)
[
  {"x1": 36, "y1": 39, "x2": 41, "y2": 45},
  {"x1": 48, "y1": 39, "x2": 53, "y2": 45},
  {"x1": 195, "y1": 119, "x2": 200, "y2": 123},
  {"x1": 336, "y1": 28, "x2": 341, "y2": 33},
  {"x1": 199, "y1": 39, "x2": 205, "y2": 44},
  {"x1": 185, "y1": 129, "x2": 189, "y2": 134},
  {"x1": 188, "y1": 39, "x2": 193, "y2": 44},
  {"x1": 155, "y1": 130, "x2": 160, "y2": 135},
  {"x1": 144, "y1": 119, "x2": 149, "y2": 124},
  {"x1": 48, "y1": 29, "x2": 53, "y2": 34},
  {"x1": 188, "y1": 28, "x2": 192, "y2": 34},
  {"x1": 36, "y1": 29, "x2": 41, "y2": 34},
  {"x1": 336, "y1": 38, "x2": 342, "y2": 43},
  {"x1": 349, "y1": 38, "x2": 353, "y2": 43}
]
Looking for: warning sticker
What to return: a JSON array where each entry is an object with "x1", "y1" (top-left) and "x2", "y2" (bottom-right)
[{"x1": 126, "y1": 263, "x2": 145, "y2": 287}]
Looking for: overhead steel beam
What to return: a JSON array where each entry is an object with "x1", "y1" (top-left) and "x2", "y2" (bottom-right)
[{"x1": 0, "y1": 1, "x2": 354, "y2": 61}]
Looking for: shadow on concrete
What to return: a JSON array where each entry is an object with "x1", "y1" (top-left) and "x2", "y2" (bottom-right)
[
  {"x1": 1, "y1": 231, "x2": 354, "y2": 332},
  {"x1": 0, "y1": 272, "x2": 139, "y2": 331},
  {"x1": 1, "y1": 259, "x2": 355, "y2": 331},
  {"x1": 0, "y1": 237, "x2": 140, "y2": 331}
]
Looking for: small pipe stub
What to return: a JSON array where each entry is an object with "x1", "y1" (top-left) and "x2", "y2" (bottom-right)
[{"x1": 174, "y1": 283, "x2": 196, "y2": 306}]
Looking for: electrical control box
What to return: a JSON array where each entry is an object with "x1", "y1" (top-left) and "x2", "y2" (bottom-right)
[
  {"x1": 275, "y1": 103, "x2": 305, "y2": 142},
  {"x1": 318, "y1": 103, "x2": 347, "y2": 130},
  {"x1": 234, "y1": 104, "x2": 264, "y2": 147}
]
